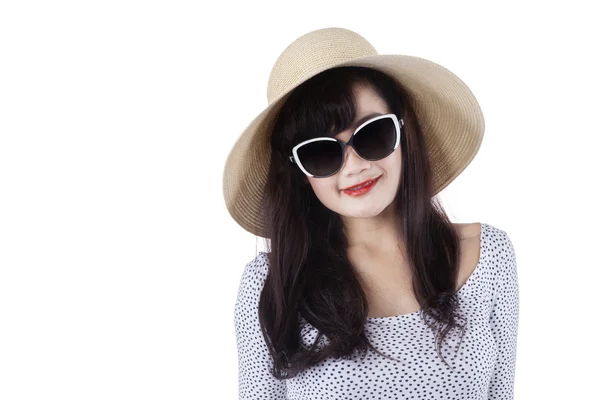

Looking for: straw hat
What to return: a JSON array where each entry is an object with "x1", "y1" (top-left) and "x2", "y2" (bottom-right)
[{"x1": 222, "y1": 27, "x2": 485, "y2": 238}]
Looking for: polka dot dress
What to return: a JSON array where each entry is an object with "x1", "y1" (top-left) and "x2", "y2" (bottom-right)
[{"x1": 234, "y1": 223, "x2": 519, "y2": 399}]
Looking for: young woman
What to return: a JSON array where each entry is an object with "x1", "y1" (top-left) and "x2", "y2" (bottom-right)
[{"x1": 223, "y1": 27, "x2": 519, "y2": 400}]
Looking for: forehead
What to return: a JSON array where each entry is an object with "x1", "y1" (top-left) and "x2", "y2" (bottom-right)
[{"x1": 354, "y1": 83, "x2": 389, "y2": 113}]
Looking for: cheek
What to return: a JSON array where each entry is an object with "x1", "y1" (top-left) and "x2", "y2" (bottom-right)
[
  {"x1": 392, "y1": 146, "x2": 402, "y2": 162},
  {"x1": 386, "y1": 150, "x2": 402, "y2": 171},
  {"x1": 308, "y1": 178, "x2": 338, "y2": 197}
]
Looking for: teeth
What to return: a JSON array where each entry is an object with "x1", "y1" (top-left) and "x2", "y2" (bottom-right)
[{"x1": 349, "y1": 179, "x2": 373, "y2": 190}]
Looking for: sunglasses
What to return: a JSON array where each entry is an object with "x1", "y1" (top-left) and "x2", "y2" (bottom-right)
[{"x1": 289, "y1": 113, "x2": 404, "y2": 178}]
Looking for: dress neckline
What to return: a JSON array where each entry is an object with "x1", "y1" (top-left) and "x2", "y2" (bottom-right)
[{"x1": 366, "y1": 222, "x2": 487, "y2": 323}]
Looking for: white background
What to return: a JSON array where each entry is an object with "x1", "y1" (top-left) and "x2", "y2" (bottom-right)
[{"x1": 1, "y1": 0, "x2": 598, "y2": 399}]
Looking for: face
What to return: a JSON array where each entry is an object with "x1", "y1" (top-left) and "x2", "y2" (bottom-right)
[{"x1": 305, "y1": 83, "x2": 402, "y2": 220}]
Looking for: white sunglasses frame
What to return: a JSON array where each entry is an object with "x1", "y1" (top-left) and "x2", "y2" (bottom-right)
[{"x1": 289, "y1": 113, "x2": 404, "y2": 178}]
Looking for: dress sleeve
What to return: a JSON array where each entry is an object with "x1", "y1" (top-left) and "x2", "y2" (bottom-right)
[
  {"x1": 234, "y1": 252, "x2": 287, "y2": 400},
  {"x1": 488, "y1": 231, "x2": 520, "y2": 399}
]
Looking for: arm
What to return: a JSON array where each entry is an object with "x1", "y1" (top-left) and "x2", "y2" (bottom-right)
[
  {"x1": 488, "y1": 231, "x2": 520, "y2": 399},
  {"x1": 234, "y1": 252, "x2": 287, "y2": 400}
]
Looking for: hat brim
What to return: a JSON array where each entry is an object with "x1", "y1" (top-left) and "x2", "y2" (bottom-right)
[{"x1": 222, "y1": 54, "x2": 485, "y2": 238}]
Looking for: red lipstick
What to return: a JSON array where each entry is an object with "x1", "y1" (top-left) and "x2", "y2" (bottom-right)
[{"x1": 342, "y1": 176, "x2": 381, "y2": 196}]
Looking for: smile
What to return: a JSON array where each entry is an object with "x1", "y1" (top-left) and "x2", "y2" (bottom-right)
[{"x1": 342, "y1": 176, "x2": 381, "y2": 196}]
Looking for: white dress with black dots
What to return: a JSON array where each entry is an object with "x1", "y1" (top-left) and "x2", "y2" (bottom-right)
[{"x1": 234, "y1": 223, "x2": 519, "y2": 399}]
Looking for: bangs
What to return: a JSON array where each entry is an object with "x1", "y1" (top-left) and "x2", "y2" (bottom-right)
[{"x1": 276, "y1": 68, "x2": 361, "y2": 148}]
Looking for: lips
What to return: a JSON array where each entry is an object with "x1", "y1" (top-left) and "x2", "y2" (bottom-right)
[{"x1": 342, "y1": 176, "x2": 381, "y2": 191}]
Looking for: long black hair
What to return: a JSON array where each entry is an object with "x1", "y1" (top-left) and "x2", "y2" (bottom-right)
[{"x1": 257, "y1": 66, "x2": 465, "y2": 378}]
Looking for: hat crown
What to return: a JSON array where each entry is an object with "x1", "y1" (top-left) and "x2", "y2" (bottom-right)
[{"x1": 266, "y1": 28, "x2": 378, "y2": 104}]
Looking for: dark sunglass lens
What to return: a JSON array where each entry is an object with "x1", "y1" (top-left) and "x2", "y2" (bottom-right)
[
  {"x1": 354, "y1": 117, "x2": 397, "y2": 160},
  {"x1": 297, "y1": 140, "x2": 343, "y2": 177}
]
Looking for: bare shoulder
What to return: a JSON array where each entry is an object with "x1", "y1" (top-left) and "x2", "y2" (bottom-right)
[
  {"x1": 453, "y1": 222, "x2": 482, "y2": 240},
  {"x1": 452, "y1": 222, "x2": 483, "y2": 287}
]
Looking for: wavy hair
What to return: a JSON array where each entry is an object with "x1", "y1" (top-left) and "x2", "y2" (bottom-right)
[{"x1": 257, "y1": 66, "x2": 465, "y2": 378}]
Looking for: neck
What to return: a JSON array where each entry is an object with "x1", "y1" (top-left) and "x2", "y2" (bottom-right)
[{"x1": 342, "y1": 204, "x2": 404, "y2": 255}]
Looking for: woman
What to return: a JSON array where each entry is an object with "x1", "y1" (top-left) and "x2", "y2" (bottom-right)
[{"x1": 223, "y1": 28, "x2": 519, "y2": 399}]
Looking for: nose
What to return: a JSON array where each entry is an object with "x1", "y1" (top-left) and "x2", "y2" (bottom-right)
[{"x1": 341, "y1": 144, "x2": 371, "y2": 175}]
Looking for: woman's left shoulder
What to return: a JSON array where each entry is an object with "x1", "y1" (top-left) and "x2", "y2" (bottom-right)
[
  {"x1": 455, "y1": 222, "x2": 516, "y2": 257},
  {"x1": 476, "y1": 222, "x2": 517, "y2": 262},
  {"x1": 453, "y1": 222, "x2": 482, "y2": 240}
]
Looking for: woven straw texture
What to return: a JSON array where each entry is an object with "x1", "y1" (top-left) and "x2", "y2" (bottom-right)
[{"x1": 222, "y1": 28, "x2": 484, "y2": 238}]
